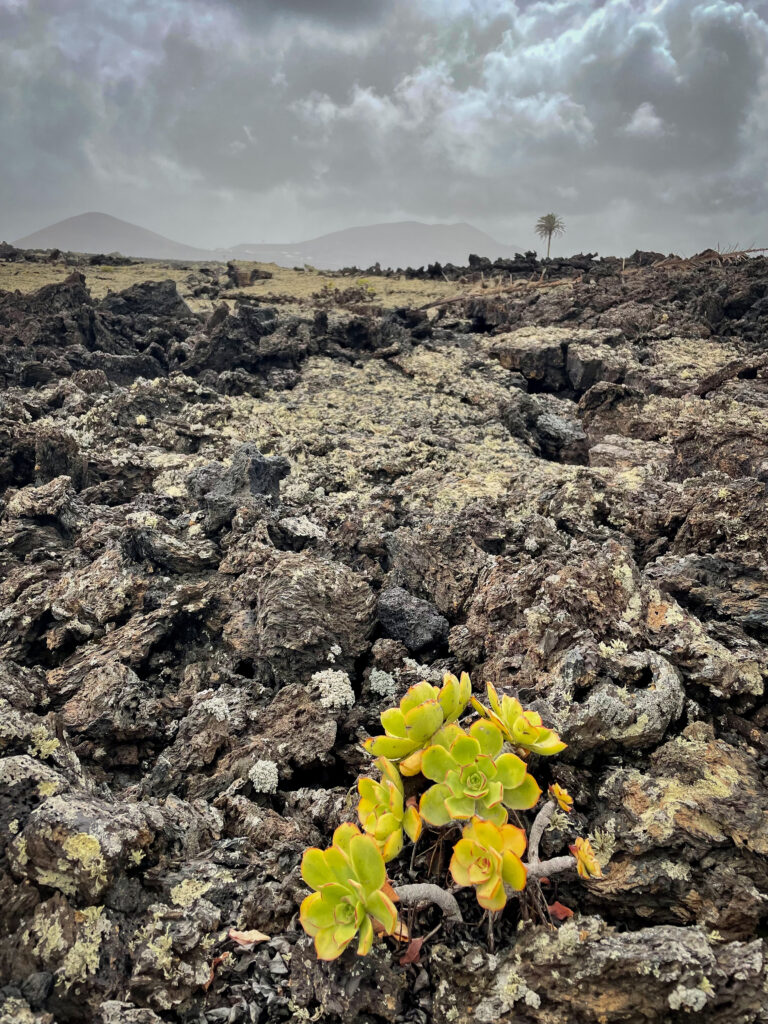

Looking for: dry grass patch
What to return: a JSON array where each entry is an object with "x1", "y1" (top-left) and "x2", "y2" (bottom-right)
[{"x1": 0, "y1": 258, "x2": 460, "y2": 313}]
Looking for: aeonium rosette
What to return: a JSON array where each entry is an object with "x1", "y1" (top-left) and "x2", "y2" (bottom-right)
[
  {"x1": 450, "y1": 816, "x2": 528, "y2": 911},
  {"x1": 357, "y1": 757, "x2": 422, "y2": 861},
  {"x1": 363, "y1": 672, "x2": 472, "y2": 775},
  {"x1": 472, "y1": 682, "x2": 566, "y2": 756},
  {"x1": 299, "y1": 823, "x2": 405, "y2": 960},
  {"x1": 419, "y1": 720, "x2": 541, "y2": 827}
]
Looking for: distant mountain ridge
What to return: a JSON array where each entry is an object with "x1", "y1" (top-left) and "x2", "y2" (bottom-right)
[
  {"x1": 13, "y1": 212, "x2": 523, "y2": 269},
  {"x1": 229, "y1": 221, "x2": 524, "y2": 270},
  {"x1": 14, "y1": 213, "x2": 214, "y2": 262}
]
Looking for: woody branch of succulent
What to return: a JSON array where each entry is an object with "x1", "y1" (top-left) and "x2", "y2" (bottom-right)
[{"x1": 298, "y1": 672, "x2": 606, "y2": 960}]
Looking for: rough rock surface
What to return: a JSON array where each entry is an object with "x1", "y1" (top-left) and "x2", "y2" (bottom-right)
[{"x1": 2, "y1": 260, "x2": 768, "y2": 1023}]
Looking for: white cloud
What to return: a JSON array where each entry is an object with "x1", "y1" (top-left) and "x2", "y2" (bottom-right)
[{"x1": 623, "y1": 101, "x2": 667, "y2": 137}]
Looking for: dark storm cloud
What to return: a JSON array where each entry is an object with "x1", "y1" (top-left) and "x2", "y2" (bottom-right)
[{"x1": 1, "y1": 0, "x2": 767, "y2": 252}]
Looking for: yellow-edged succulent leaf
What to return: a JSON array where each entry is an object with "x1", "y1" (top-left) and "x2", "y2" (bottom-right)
[
  {"x1": 357, "y1": 914, "x2": 374, "y2": 956},
  {"x1": 365, "y1": 889, "x2": 398, "y2": 932},
  {"x1": 421, "y1": 743, "x2": 455, "y2": 782},
  {"x1": 492, "y1": 752, "x2": 528, "y2": 790},
  {"x1": 445, "y1": 793, "x2": 476, "y2": 819},
  {"x1": 377, "y1": 757, "x2": 404, "y2": 793},
  {"x1": 333, "y1": 824, "x2": 363, "y2": 851},
  {"x1": 364, "y1": 735, "x2": 415, "y2": 759},
  {"x1": 451, "y1": 733, "x2": 481, "y2": 765},
  {"x1": 400, "y1": 680, "x2": 439, "y2": 713},
  {"x1": 438, "y1": 671, "x2": 472, "y2": 722},
  {"x1": 404, "y1": 700, "x2": 444, "y2": 744},
  {"x1": 570, "y1": 837, "x2": 603, "y2": 879},
  {"x1": 299, "y1": 892, "x2": 333, "y2": 936},
  {"x1": 380, "y1": 830, "x2": 404, "y2": 861},
  {"x1": 380, "y1": 707, "x2": 408, "y2": 737},
  {"x1": 398, "y1": 750, "x2": 424, "y2": 776},
  {"x1": 403, "y1": 803, "x2": 422, "y2": 842},
  {"x1": 502, "y1": 772, "x2": 542, "y2": 810},
  {"x1": 419, "y1": 783, "x2": 453, "y2": 826},
  {"x1": 500, "y1": 823, "x2": 527, "y2": 861},
  {"x1": 350, "y1": 834, "x2": 387, "y2": 894},
  {"x1": 476, "y1": 875, "x2": 506, "y2": 911},
  {"x1": 487, "y1": 681, "x2": 503, "y2": 717},
  {"x1": 549, "y1": 783, "x2": 573, "y2": 812},
  {"x1": 530, "y1": 730, "x2": 567, "y2": 756},
  {"x1": 314, "y1": 926, "x2": 351, "y2": 961},
  {"x1": 501, "y1": 850, "x2": 527, "y2": 890},
  {"x1": 482, "y1": 802, "x2": 508, "y2": 826},
  {"x1": 465, "y1": 817, "x2": 503, "y2": 852},
  {"x1": 301, "y1": 848, "x2": 331, "y2": 891},
  {"x1": 468, "y1": 718, "x2": 503, "y2": 758}
]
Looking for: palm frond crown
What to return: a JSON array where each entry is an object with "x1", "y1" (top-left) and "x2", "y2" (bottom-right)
[
  {"x1": 535, "y1": 213, "x2": 565, "y2": 239},
  {"x1": 534, "y1": 213, "x2": 566, "y2": 258}
]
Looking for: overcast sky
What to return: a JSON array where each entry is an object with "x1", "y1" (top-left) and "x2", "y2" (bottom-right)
[{"x1": 2, "y1": 0, "x2": 767, "y2": 254}]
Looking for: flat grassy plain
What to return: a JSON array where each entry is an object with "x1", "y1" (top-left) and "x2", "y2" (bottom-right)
[{"x1": 0, "y1": 257, "x2": 461, "y2": 312}]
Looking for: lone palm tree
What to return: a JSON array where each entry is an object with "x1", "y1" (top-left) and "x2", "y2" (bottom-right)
[{"x1": 535, "y1": 213, "x2": 565, "y2": 259}]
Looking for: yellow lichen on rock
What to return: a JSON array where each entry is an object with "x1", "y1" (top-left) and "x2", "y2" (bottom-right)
[{"x1": 170, "y1": 878, "x2": 213, "y2": 908}]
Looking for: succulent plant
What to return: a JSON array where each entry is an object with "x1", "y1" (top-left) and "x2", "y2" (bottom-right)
[
  {"x1": 299, "y1": 668, "x2": 608, "y2": 962},
  {"x1": 549, "y1": 783, "x2": 573, "y2": 812},
  {"x1": 472, "y1": 682, "x2": 566, "y2": 757},
  {"x1": 357, "y1": 758, "x2": 422, "y2": 861},
  {"x1": 419, "y1": 721, "x2": 541, "y2": 827},
  {"x1": 570, "y1": 836, "x2": 603, "y2": 879},
  {"x1": 299, "y1": 822, "x2": 401, "y2": 960},
  {"x1": 450, "y1": 816, "x2": 527, "y2": 911},
  {"x1": 363, "y1": 672, "x2": 472, "y2": 776}
]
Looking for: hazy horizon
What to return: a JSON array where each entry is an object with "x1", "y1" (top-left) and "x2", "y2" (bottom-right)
[
  {"x1": 12, "y1": 210, "x2": 520, "y2": 253},
  {"x1": 2, "y1": 0, "x2": 767, "y2": 257}
]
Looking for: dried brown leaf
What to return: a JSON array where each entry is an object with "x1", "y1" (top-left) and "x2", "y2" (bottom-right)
[
  {"x1": 228, "y1": 928, "x2": 270, "y2": 946},
  {"x1": 399, "y1": 937, "x2": 424, "y2": 966}
]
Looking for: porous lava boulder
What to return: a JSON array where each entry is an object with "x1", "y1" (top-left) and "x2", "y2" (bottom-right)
[{"x1": 377, "y1": 586, "x2": 449, "y2": 651}]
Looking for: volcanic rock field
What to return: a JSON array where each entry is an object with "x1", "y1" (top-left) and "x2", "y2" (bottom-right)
[{"x1": 2, "y1": 255, "x2": 768, "y2": 1023}]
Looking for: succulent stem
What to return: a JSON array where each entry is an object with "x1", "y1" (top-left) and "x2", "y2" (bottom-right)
[
  {"x1": 527, "y1": 800, "x2": 556, "y2": 865},
  {"x1": 394, "y1": 883, "x2": 464, "y2": 923},
  {"x1": 526, "y1": 855, "x2": 576, "y2": 879}
]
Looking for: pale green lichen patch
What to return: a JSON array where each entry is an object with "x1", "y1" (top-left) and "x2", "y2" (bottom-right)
[
  {"x1": 62, "y1": 833, "x2": 108, "y2": 888},
  {"x1": 37, "y1": 779, "x2": 61, "y2": 797},
  {"x1": 31, "y1": 907, "x2": 67, "y2": 961},
  {"x1": 215, "y1": 354, "x2": 578, "y2": 519},
  {"x1": 61, "y1": 906, "x2": 110, "y2": 986},
  {"x1": 0, "y1": 997, "x2": 42, "y2": 1024},
  {"x1": 170, "y1": 878, "x2": 212, "y2": 908},
  {"x1": 145, "y1": 928, "x2": 175, "y2": 979},
  {"x1": 27, "y1": 725, "x2": 60, "y2": 759},
  {"x1": 34, "y1": 867, "x2": 78, "y2": 898},
  {"x1": 599, "y1": 734, "x2": 768, "y2": 853},
  {"x1": 589, "y1": 820, "x2": 617, "y2": 867}
]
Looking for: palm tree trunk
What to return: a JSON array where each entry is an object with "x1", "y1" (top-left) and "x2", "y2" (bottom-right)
[{"x1": 546, "y1": 233, "x2": 552, "y2": 259}]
